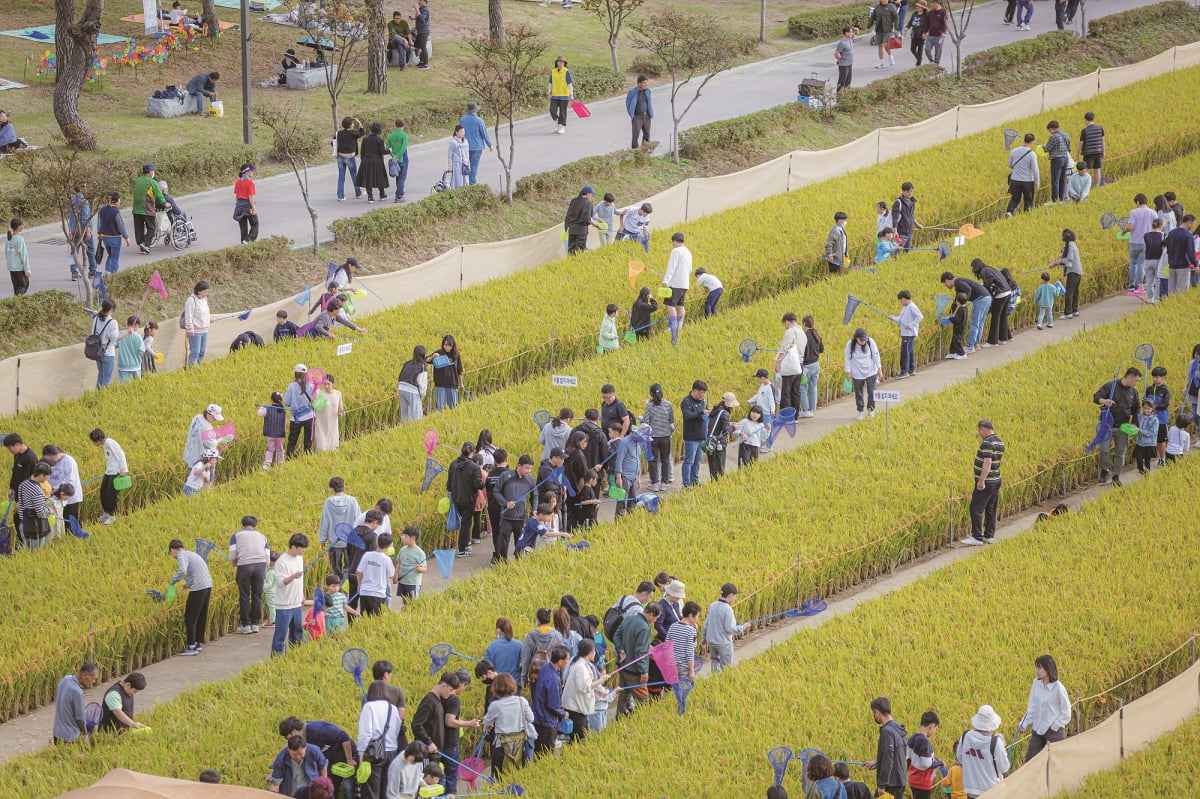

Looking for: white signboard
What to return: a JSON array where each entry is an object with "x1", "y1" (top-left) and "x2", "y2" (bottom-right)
[
  {"x1": 551, "y1": 375, "x2": 578, "y2": 388},
  {"x1": 336, "y1": 343, "x2": 353, "y2": 357},
  {"x1": 873, "y1": 390, "x2": 901, "y2": 404}
]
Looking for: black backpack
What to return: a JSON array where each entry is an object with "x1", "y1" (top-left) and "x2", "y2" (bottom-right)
[
  {"x1": 603, "y1": 596, "x2": 640, "y2": 642},
  {"x1": 84, "y1": 317, "x2": 114, "y2": 361}
]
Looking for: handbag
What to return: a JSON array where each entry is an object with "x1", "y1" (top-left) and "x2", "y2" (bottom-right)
[
  {"x1": 887, "y1": 34, "x2": 903, "y2": 50},
  {"x1": 363, "y1": 703, "x2": 394, "y2": 761},
  {"x1": 387, "y1": 157, "x2": 400, "y2": 178}
]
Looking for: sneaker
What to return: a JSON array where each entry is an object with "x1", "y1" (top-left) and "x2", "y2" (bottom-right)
[
  {"x1": 1126, "y1": 288, "x2": 1140, "y2": 295},
  {"x1": 888, "y1": 56, "x2": 895, "y2": 66},
  {"x1": 1048, "y1": 323, "x2": 1054, "y2": 328},
  {"x1": 1099, "y1": 470, "x2": 1110, "y2": 484},
  {"x1": 261, "y1": 622, "x2": 274, "y2": 628},
  {"x1": 1059, "y1": 314, "x2": 1072, "y2": 321},
  {"x1": 1112, "y1": 476, "x2": 1122, "y2": 487},
  {"x1": 982, "y1": 342, "x2": 995, "y2": 348},
  {"x1": 895, "y1": 372, "x2": 909, "y2": 380},
  {"x1": 179, "y1": 647, "x2": 199, "y2": 656},
  {"x1": 138, "y1": 243, "x2": 151, "y2": 254},
  {"x1": 236, "y1": 625, "x2": 250, "y2": 634},
  {"x1": 367, "y1": 198, "x2": 375, "y2": 204},
  {"x1": 1133, "y1": 287, "x2": 1145, "y2": 296},
  {"x1": 417, "y1": 64, "x2": 430, "y2": 69},
  {"x1": 102, "y1": 514, "x2": 116, "y2": 525},
  {"x1": 522, "y1": 546, "x2": 534, "y2": 555},
  {"x1": 556, "y1": 126, "x2": 566, "y2": 134},
  {"x1": 868, "y1": 410, "x2": 876, "y2": 419},
  {"x1": 960, "y1": 536, "x2": 986, "y2": 546},
  {"x1": 984, "y1": 537, "x2": 996, "y2": 544},
  {"x1": 250, "y1": 625, "x2": 259, "y2": 633},
  {"x1": 856, "y1": 411, "x2": 867, "y2": 421},
  {"x1": 1036, "y1": 325, "x2": 1043, "y2": 330},
  {"x1": 1158, "y1": 458, "x2": 1166, "y2": 467},
  {"x1": 456, "y1": 548, "x2": 472, "y2": 558},
  {"x1": 471, "y1": 538, "x2": 482, "y2": 544},
  {"x1": 966, "y1": 346, "x2": 976, "y2": 354},
  {"x1": 338, "y1": 197, "x2": 345, "y2": 203},
  {"x1": 875, "y1": 61, "x2": 886, "y2": 69},
  {"x1": 800, "y1": 411, "x2": 814, "y2": 418}
]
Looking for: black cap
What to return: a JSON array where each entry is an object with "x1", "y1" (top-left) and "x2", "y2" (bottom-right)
[
  {"x1": 549, "y1": 447, "x2": 566, "y2": 459},
  {"x1": 720, "y1": 582, "x2": 739, "y2": 596}
]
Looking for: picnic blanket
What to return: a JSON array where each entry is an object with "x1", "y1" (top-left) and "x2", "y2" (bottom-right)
[
  {"x1": 260, "y1": 12, "x2": 300, "y2": 27},
  {"x1": 0, "y1": 79, "x2": 29, "y2": 91},
  {"x1": 0, "y1": 25, "x2": 128, "y2": 45},
  {"x1": 215, "y1": 0, "x2": 284, "y2": 10},
  {"x1": 120, "y1": 14, "x2": 239, "y2": 31}
]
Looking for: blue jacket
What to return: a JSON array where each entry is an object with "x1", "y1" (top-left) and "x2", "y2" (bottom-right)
[
  {"x1": 625, "y1": 85, "x2": 653, "y2": 118},
  {"x1": 484, "y1": 636, "x2": 524, "y2": 686},
  {"x1": 531, "y1": 662, "x2": 565, "y2": 727},
  {"x1": 458, "y1": 113, "x2": 493, "y2": 151},
  {"x1": 269, "y1": 745, "x2": 328, "y2": 795}
]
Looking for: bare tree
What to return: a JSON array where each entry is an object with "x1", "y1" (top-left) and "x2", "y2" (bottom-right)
[
  {"x1": 298, "y1": 2, "x2": 369, "y2": 133},
  {"x1": 254, "y1": 104, "x2": 321, "y2": 253},
  {"x1": 460, "y1": 26, "x2": 548, "y2": 203},
  {"x1": 488, "y1": 0, "x2": 504, "y2": 43},
  {"x1": 630, "y1": 10, "x2": 741, "y2": 163},
  {"x1": 945, "y1": 0, "x2": 977, "y2": 79},
  {"x1": 582, "y1": 0, "x2": 644, "y2": 72},
  {"x1": 365, "y1": 0, "x2": 388, "y2": 93},
  {"x1": 53, "y1": 0, "x2": 104, "y2": 150}
]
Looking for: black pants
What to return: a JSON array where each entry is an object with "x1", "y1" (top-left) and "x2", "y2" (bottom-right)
[
  {"x1": 549, "y1": 97, "x2": 569, "y2": 127},
  {"x1": 414, "y1": 31, "x2": 429, "y2": 66},
  {"x1": 706, "y1": 448, "x2": 726, "y2": 481},
  {"x1": 361, "y1": 595, "x2": 386, "y2": 616},
  {"x1": 63, "y1": 501, "x2": 82, "y2": 532},
  {"x1": 1025, "y1": 726, "x2": 1066, "y2": 760},
  {"x1": 566, "y1": 232, "x2": 588, "y2": 254},
  {"x1": 986, "y1": 300, "x2": 1010, "y2": 345},
  {"x1": 950, "y1": 326, "x2": 965, "y2": 356},
  {"x1": 1004, "y1": 0, "x2": 1017, "y2": 21},
  {"x1": 1049, "y1": 157, "x2": 1068, "y2": 201},
  {"x1": 286, "y1": 418, "x2": 313, "y2": 458},
  {"x1": 1054, "y1": 0, "x2": 1066, "y2": 28},
  {"x1": 911, "y1": 34, "x2": 925, "y2": 65},
  {"x1": 648, "y1": 436, "x2": 673, "y2": 483},
  {"x1": 911, "y1": 790, "x2": 933, "y2": 799},
  {"x1": 360, "y1": 750, "x2": 397, "y2": 799},
  {"x1": 100, "y1": 474, "x2": 119, "y2": 515},
  {"x1": 235, "y1": 562, "x2": 266, "y2": 627},
  {"x1": 132, "y1": 212, "x2": 155, "y2": 246},
  {"x1": 970, "y1": 481, "x2": 1000, "y2": 539},
  {"x1": 853, "y1": 375, "x2": 877, "y2": 412},
  {"x1": 238, "y1": 212, "x2": 259, "y2": 243},
  {"x1": 566, "y1": 710, "x2": 587, "y2": 743},
  {"x1": 1066, "y1": 0, "x2": 1079, "y2": 20},
  {"x1": 837, "y1": 64, "x2": 852, "y2": 91},
  {"x1": 494, "y1": 518, "x2": 521, "y2": 563},
  {"x1": 1064, "y1": 272, "x2": 1081, "y2": 315},
  {"x1": 1134, "y1": 444, "x2": 1156, "y2": 472},
  {"x1": 9, "y1": 270, "x2": 29, "y2": 295},
  {"x1": 780, "y1": 373, "x2": 803, "y2": 412},
  {"x1": 738, "y1": 443, "x2": 759, "y2": 466},
  {"x1": 1006, "y1": 179, "x2": 1035, "y2": 214},
  {"x1": 534, "y1": 723, "x2": 557, "y2": 756},
  {"x1": 184, "y1": 586, "x2": 211, "y2": 647},
  {"x1": 631, "y1": 113, "x2": 651, "y2": 149},
  {"x1": 454, "y1": 500, "x2": 477, "y2": 552}
]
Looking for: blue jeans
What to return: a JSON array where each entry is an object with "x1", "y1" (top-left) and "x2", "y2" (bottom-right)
[
  {"x1": 337, "y1": 155, "x2": 361, "y2": 200},
  {"x1": 190, "y1": 92, "x2": 207, "y2": 114},
  {"x1": 118, "y1": 369, "x2": 141, "y2": 384},
  {"x1": 187, "y1": 332, "x2": 208, "y2": 367},
  {"x1": 897, "y1": 5, "x2": 908, "y2": 31},
  {"x1": 1128, "y1": 242, "x2": 1145, "y2": 288},
  {"x1": 96, "y1": 355, "x2": 115, "y2": 388},
  {"x1": 101, "y1": 238, "x2": 122, "y2": 273},
  {"x1": 801, "y1": 362, "x2": 820, "y2": 412},
  {"x1": 435, "y1": 387, "x2": 459, "y2": 411},
  {"x1": 441, "y1": 745, "x2": 461, "y2": 794},
  {"x1": 682, "y1": 439, "x2": 703, "y2": 486},
  {"x1": 468, "y1": 150, "x2": 483, "y2": 185},
  {"x1": 968, "y1": 295, "x2": 992, "y2": 350},
  {"x1": 71, "y1": 234, "x2": 97, "y2": 277},
  {"x1": 704, "y1": 287, "x2": 723, "y2": 317},
  {"x1": 394, "y1": 152, "x2": 409, "y2": 198},
  {"x1": 1016, "y1": 0, "x2": 1033, "y2": 25},
  {"x1": 900, "y1": 335, "x2": 916, "y2": 375},
  {"x1": 271, "y1": 606, "x2": 305, "y2": 655}
]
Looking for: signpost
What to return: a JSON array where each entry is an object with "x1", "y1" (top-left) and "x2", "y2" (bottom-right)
[
  {"x1": 873, "y1": 389, "x2": 901, "y2": 449},
  {"x1": 552, "y1": 374, "x2": 578, "y2": 405},
  {"x1": 337, "y1": 341, "x2": 352, "y2": 371}
]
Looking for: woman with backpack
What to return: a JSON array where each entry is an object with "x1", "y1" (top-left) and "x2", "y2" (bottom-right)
[
  {"x1": 89, "y1": 299, "x2": 120, "y2": 388},
  {"x1": 844, "y1": 327, "x2": 883, "y2": 421},
  {"x1": 182, "y1": 281, "x2": 211, "y2": 367},
  {"x1": 283, "y1": 364, "x2": 316, "y2": 458},
  {"x1": 705, "y1": 393, "x2": 737, "y2": 481},
  {"x1": 397, "y1": 345, "x2": 428, "y2": 422},
  {"x1": 800, "y1": 315, "x2": 824, "y2": 418}
]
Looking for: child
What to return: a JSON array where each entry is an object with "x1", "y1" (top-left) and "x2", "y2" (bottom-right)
[
  {"x1": 833, "y1": 763, "x2": 871, "y2": 799},
  {"x1": 541, "y1": 491, "x2": 562, "y2": 536},
  {"x1": 1146, "y1": 366, "x2": 1171, "y2": 464},
  {"x1": 592, "y1": 192, "x2": 616, "y2": 246},
  {"x1": 417, "y1": 763, "x2": 445, "y2": 798},
  {"x1": 262, "y1": 550, "x2": 279, "y2": 627},
  {"x1": 396, "y1": 526, "x2": 426, "y2": 603},
  {"x1": 49, "y1": 483, "x2": 74, "y2": 541},
  {"x1": 517, "y1": 502, "x2": 570, "y2": 556},
  {"x1": 875, "y1": 227, "x2": 898, "y2": 264},
  {"x1": 141, "y1": 320, "x2": 160, "y2": 374},
  {"x1": 938, "y1": 756, "x2": 966, "y2": 799},
  {"x1": 889, "y1": 290, "x2": 923, "y2": 378},
  {"x1": 386, "y1": 741, "x2": 429, "y2": 799},
  {"x1": 1034, "y1": 272, "x2": 1056, "y2": 329},
  {"x1": 598, "y1": 304, "x2": 620, "y2": 353},
  {"x1": 184, "y1": 448, "x2": 221, "y2": 496},
  {"x1": 273, "y1": 309, "x2": 298, "y2": 342},
  {"x1": 322, "y1": 572, "x2": 358, "y2": 632},
  {"x1": 258, "y1": 392, "x2": 287, "y2": 469},
  {"x1": 1143, "y1": 218, "x2": 1165, "y2": 304},
  {"x1": 569, "y1": 469, "x2": 601, "y2": 530},
  {"x1": 1133, "y1": 399, "x2": 1159, "y2": 475},
  {"x1": 115, "y1": 316, "x2": 146, "y2": 384},
  {"x1": 737, "y1": 405, "x2": 768, "y2": 466},
  {"x1": 946, "y1": 293, "x2": 968, "y2": 359},
  {"x1": 1067, "y1": 162, "x2": 1091, "y2": 203},
  {"x1": 694, "y1": 268, "x2": 724, "y2": 317},
  {"x1": 1166, "y1": 414, "x2": 1191, "y2": 463},
  {"x1": 747, "y1": 367, "x2": 777, "y2": 417},
  {"x1": 607, "y1": 422, "x2": 642, "y2": 516},
  {"x1": 875, "y1": 201, "x2": 890, "y2": 236}
]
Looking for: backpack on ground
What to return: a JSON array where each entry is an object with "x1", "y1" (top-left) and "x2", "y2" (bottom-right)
[{"x1": 603, "y1": 595, "x2": 640, "y2": 642}]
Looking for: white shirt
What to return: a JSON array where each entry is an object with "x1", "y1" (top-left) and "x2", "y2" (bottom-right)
[
  {"x1": 49, "y1": 453, "x2": 83, "y2": 502},
  {"x1": 102, "y1": 439, "x2": 127, "y2": 475},
  {"x1": 357, "y1": 699, "x2": 405, "y2": 755},
  {"x1": 561, "y1": 658, "x2": 596, "y2": 716},
  {"x1": 695, "y1": 272, "x2": 722, "y2": 292},
  {"x1": 955, "y1": 730, "x2": 1010, "y2": 796},
  {"x1": 661, "y1": 245, "x2": 692, "y2": 289},
  {"x1": 185, "y1": 459, "x2": 212, "y2": 491},
  {"x1": 354, "y1": 510, "x2": 393, "y2": 539},
  {"x1": 1024, "y1": 678, "x2": 1071, "y2": 735},
  {"x1": 890, "y1": 302, "x2": 924, "y2": 337},
  {"x1": 386, "y1": 758, "x2": 422, "y2": 799},
  {"x1": 274, "y1": 551, "x2": 305, "y2": 609},
  {"x1": 746, "y1": 383, "x2": 776, "y2": 415},
  {"x1": 844, "y1": 337, "x2": 882, "y2": 379},
  {"x1": 357, "y1": 551, "x2": 396, "y2": 598}
]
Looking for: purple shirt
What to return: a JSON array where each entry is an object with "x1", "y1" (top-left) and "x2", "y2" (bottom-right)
[{"x1": 1128, "y1": 206, "x2": 1157, "y2": 243}]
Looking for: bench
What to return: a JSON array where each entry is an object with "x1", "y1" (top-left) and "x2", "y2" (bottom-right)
[
  {"x1": 146, "y1": 96, "x2": 193, "y2": 118},
  {"x1": 286, "y1": 64, "x2": 337, "y2": 90}
]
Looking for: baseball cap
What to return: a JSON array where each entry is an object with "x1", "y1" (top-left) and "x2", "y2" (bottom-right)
[
  {"x1": 294, "y1": 363, "x2": 308, "y2": 374},
  {"x1": 205, "y1": 403, "x2": 224, "y2": 420},
  {"x1": 581, "y1": 185, "x2": 594, "y2": 195},
  {"x1": 721, "y1": 392, "x2": 740, "y2": 407},
  {"x1": 202, "y1": 448, "x2": 223, "y2": 460},
  {"x1": 549, "y1": 447, "x2": 566, "y2": 459},
  {"x1": 142, "y1": 163, "x2": 155, "y2": 173},
  {"x1": 345, "y1": 256, "x2": 359, "y2": 267},
  {"x1": 720, "y1": 582, "x2": 739, "y2": 596},
  {"x1": 755, "y1": 368, "x2": 770, "y2": 378}
]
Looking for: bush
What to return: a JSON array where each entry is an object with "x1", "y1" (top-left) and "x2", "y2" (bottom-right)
[
  {"x1": 787, "y1": 6, "x2": 867, "y2": 39},
  {"x1": 329, "y1": 184, "x2": 498, "y2": 248},
  {"x1": 1089, "y1": 0, "x2": 1191, "y2": 36},
  {"x1": 570, "y1": 65, "x2": 626, "y2": 101},
  {"x1": 964, "y1": 30, "x2": 1076, "y2": 72},
  {"x1": 148, "y1": 141, "x2": 259, "y2": 193},
  {"x1": 678, "y1": 103, "x2": 807, "y2": 160},
  {"x1": 627, "y1": 56, "x2": 662, "y2": 78},
  {"x1": 268, "y1": 126, "x2": 326, "y2": 163},
  {"x1": 104, "y1": 237, "x2": 293, "y2": 299},
  {"x1": 0, "y1": 291, "x2": 80, "y2": 342},
  {"x1": 514, "y1": 148, "x2": 652, "y2": 198}
]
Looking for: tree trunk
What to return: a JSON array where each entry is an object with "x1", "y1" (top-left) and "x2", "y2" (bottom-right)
[
  {"x1": 365, "y1": 0, "x2": 388, "y2": 93},
  {"x1": 609, "y1": 33, "x2": 620, "y2": 72},
  {"x1": 759, "y1": 0, "x2": 766, "y2": 42},
  {"x1": 53, "y1": 0, "x2": 104, "y2": 150},
  {"x1": 202, "y1": 0, "x2": 218, "y2": 38},
  {"x1": 488, "y1": 0, "x2": 504, "y2": 44}
]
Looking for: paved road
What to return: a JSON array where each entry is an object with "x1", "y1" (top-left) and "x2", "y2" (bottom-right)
[{"x1": 17, "y1": 0, "x2": 1151, "y2": 297}]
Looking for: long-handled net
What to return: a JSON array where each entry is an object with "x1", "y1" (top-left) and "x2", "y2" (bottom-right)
[
  {"x1": 67, "y1": 516, "x2": 90, "y2": 539},
  {"x1": 768, "y1": 745, "x2": 793, "y2": 786},
  {"x1": 85, "y1": 701, "x2": 102, "y2": 733},
  {"x1": 1002, "y1": 128, "x2": 1019, "y2": 149},
  {"x1": 907, "y1": 240, "x2": 953, "y2": 259},
  {"x1": 428, "y1": 642, "x2": 482, "y2": 675},
  {"x1": 341, "y1": 647, "x2": 369, "y2": 697},
  {"x1": 420, "y1": 458, "x2": 446, "y2": 492},
  {"x1": 766, "y1": 407, "x2": 798, "y2": 449},
  {"x1": 1099, "y1": 211, "x2": 1118, "y2": 229},
  {"x1": 456, "y1": 786, "x2": 525, "y2": 797},
  {"x1": 842, "y1": 294, "x2": 891, "y2": 325},
  {"x1": 744, "y1": 598, "x2": 827, "y2": 627},
  {"x1": 672, "y1": 676, "x2": 694, "y2": 715},
  {"x1": 531, "y1": 409, "x2": 552, "y2": 430},
  {"x1": 194, "y1": 538, "x2": 232, "y2": 563}
]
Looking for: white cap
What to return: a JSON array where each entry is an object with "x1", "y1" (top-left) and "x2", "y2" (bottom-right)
[
  {"x1": 205, "y1": 404, "x2": 224, "y2": 420},
  {"x1": 202, "y1": 448, "x2": 223, "y2": 460},
  {"x1": 294, "y1": 364, "x2": 308, "y2": 374}
]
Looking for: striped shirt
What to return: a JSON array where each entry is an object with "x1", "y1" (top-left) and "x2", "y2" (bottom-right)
[
  {"x1": 666, "y1": 620, "x2": 698, "y2": 677},
  {"x1": 1078, "y1": 123, "x2": 1104, "y2": 155},
  {"x1": 17, "y1": 478, "x2": 48, "y2": 518},
  {"x1": 974, "y1": 434, "x2": 1004, "y2": 484}
]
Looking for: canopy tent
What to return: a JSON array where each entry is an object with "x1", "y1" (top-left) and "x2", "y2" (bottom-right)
[{"x1": 57, "y1": 769, "x2": 277, "y2": 799}]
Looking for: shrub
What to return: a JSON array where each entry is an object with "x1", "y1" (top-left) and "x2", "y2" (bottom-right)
[
  {"x1": 570, "y1": 65, "x2": 626, "y2": 101},
  {"x1": 514, "y1": 148, "x2": 651, "y2": 198},
  {"x1": 103, "y1": 237, "x2": 293, "y2": 299},
  {"x1": 147, "y1": 141, "x2": 259, "y2": 193},
  {"x1": 678, "y1": 103, "x2": 807, "y2": 159},
  {"x1": 0, "y1": 291, "x2": 80, "y2": 342},
  {"x1": 328, "y1": 184, "x2": 498, "y2": 248},
  {"x1": 627, "y1": 56, "x2": 661, "y2": 78},
  {"x1": 964, "y1": 30, "x2": 1076, "y2": 72},
  {"x1": 268, "y1": 125, "x2": 326, "y2": 163},
  {"x1": 787, "y1": 6, "x2": 867, "y2": 39}
]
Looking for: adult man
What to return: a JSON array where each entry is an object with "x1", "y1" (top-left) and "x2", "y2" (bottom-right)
[
  {"x1": 824, "y1": 211, "x2": 849, "y2": 273},
  {"x1": 531, "y1": 646, "x2": 569, "y2": 755},
  {"x1": 183, "y1": 403, "x2": 222, "y2": 469},
  {"x1": 890, "y1": 182, "x2": 923, "y2": 249},
  {"x1": 354, "y1": 497, "x2": 394, "y2": 540},
  {"x1": 99, "y1": 672, "x2": 146, "y2": 732},
  {"x1": 458, "y1": 102, "x2": 493, "y2": 186},
  {"x1": 318, "y1": 476, "x2": 360, "y2": 580},
  {"x1": 680, "y1": 380, "x2": 709, "y2": 488},
  {"x1": 923, "y1": 0, "x2": 947, "y2": 65},
  {"x1": 564, "y1": 186, "x2": 601, "y2": 255},
  {"x1": 661, "y1": 232, "x2": 692, "y2": 345},
  {"x1": 1125, "y1": 193, "x2": 1157, "y2": 293},
  {"x1": 1044, "y1": 120, "x2": 1071, "y2": 203},
  {"x1": 941, "y1": 271, "x2": 991, "y2": 353},
  {"x1": 185, "y1": 70, "x2": 219, "y2": 116},
  {"x1": 412, "y1": 672, "x2": 461, "y2": 754},
  {"x1": 67, "y1": 187, "x2": 97, "y2": 280},
  {"x1": 42, "y1": 445, "x2": 82, "y2": 531},
  {"x1": 442, "y1": 669, "x2": 479, "y2": 792},
  {"x1": 271, "y1": 533, "x2": 309, "y2": 656},
  {"x1": 962, "y1": 420, "x2": 1004, "y2": 545},
  {"x1": 870, "y1": 0, "x2": 898, "y2": 69},
  {"x1": 626, "y1": 75, "x2": 653, "y2": 149},
  {"x1": 387, "y1": 10, "x2": 413, "y2": 67},
  {"x1": 1165, "y1": 213, "x2": 1197, "y2": 296},
  {"x1": 1077, "y1": 111, "x2": 1105, "y2": 188},
  {"x1": 613, "y1": 603, "x2": 660, "y2": 717},
  {"x1": 666, "y1": 600, "x2": 700, "y2": 681},
  {"x1": 386, "y1": 119, "x2": 410, "y2": 202},
  {"x1": 701, "y1": 582, "x2": 745, "y2": 673},
  {"x1": 600, "y1": 384, "x2": 632, "y2": 438},
  {"x1": 6, "y1": 433, "x2": 38, "y2": 542},
  {"x1": 131, "y1": 163, "x2": 166, "y2": 255},
  {"x1": 495, "y1": 455, "x2": 535, "y2": 563},
  {"x1": 53, "y1": 662, "x2": 100, "y2": 744},
  {"x1": 834, "y1": 26, "x2": 855, "y2": 91},
  {"x1": 1014, "y1": 0, "x2": 1033, "y2": 30},
  {"x1": 168, "y1": 539, "x2": 213, "y2": 655},
  {"x1": 1005, "y1": 133, "x2": 1040, "y2": 216},
  {"x1": 447, "y1": 443, "x2": 485, "y2": 558},
  {"x1": 410, "y1": 0, "x2": 430, "y2": 69},
  {"x1": 1092, "y1": 368, "x2": 1141, "y2": 485},
  {"x1": 864, "y1": 696, "x2": 908, "y2": 799},
  {"x1": 1165, "y1": 191, "x2": 1184, "y2": 226},
  {"x1": 605, "y1": 580, "x2": 655, "y2": 643},
  {"x1": 224, "y1": 518, "x2": 267, "y2": 635},
  {"x1": 277, "y1": 716, "x2": 358, "y2": 799},
  {"x1": 267, "y1": 734, "x2": 329, "y2": 796},
  {"x1": 356, "y1": 532, "x2": 396, "y2": 616},
  {"x1": 776, "y1": 312, "x2": 806, "y2": 413}
]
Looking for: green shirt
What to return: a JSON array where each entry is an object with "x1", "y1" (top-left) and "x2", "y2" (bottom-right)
[
  {"x1": 5, "y1": 232, "x2": 28, "y2": 273},
  {"x1": 398, "y1": 544, "x2": 425, "y2": 586},
  {"x1": 116, "y1": 330, "x2": 146, "y2": 372},
  {"x1": 388, "y1": 19, "x2": 410, "y2": 38},
  {"x1": 132, "y1": 174, "x2": 165, "y2": 216},
  {"x1": 385, "y1": 128, "x2": 409, "y2": 161}
]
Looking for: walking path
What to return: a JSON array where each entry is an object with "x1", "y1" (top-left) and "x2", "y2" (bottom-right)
[
  {"x1": 18, "y1": 0, "x2": 1155, "y2": 297},
  {"x1": 0, "y1": 290, "x2": 1145, "y2": 761}
]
